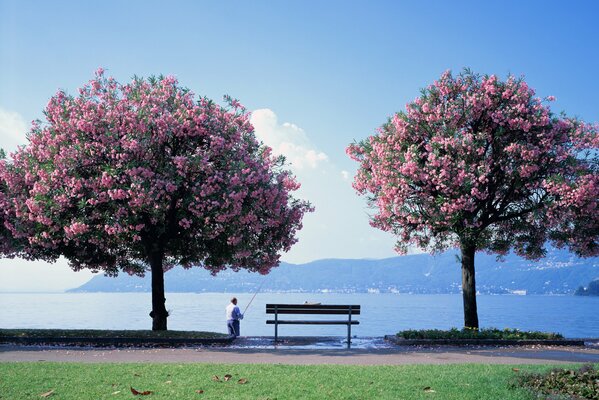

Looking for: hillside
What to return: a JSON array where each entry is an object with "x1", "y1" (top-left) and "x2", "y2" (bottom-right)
[
  {"x1": 68, "y1": 247, "x2": 598, "y2": 294},
  {"x1": 575, "y1": 279, "x2": 599, "y2": 296}
]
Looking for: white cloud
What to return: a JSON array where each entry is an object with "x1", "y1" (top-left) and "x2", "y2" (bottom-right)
[
  {"x1": 0, "y1": 107, "x2": 28, "y2": 153},
  {"x1": 250, "y1": 108, "x2": 397, "y2": 264},
  {"x1": 251, "y1": 109, "x2": 328, "y2": 170}
]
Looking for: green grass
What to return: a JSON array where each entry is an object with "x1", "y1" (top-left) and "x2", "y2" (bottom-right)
[
  {"x1": 397, "y1": 327, "x2": 564, "y2": 340},
  {"x1": 0, "y1": 329, "x2": 227, "y2": 339},
  {"x1": 0, "y1": 362, "x2": 571, "y2": 400}
]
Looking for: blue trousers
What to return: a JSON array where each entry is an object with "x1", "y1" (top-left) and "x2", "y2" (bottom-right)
[{"x1": 227, "y1": 319, "x2": 240, "y2": 337}]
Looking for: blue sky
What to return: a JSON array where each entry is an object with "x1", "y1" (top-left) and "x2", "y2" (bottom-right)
[{"x1": 1, "y1": 0, "x2": 598, "y2": 291}]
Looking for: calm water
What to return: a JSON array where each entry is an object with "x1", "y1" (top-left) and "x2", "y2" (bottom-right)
[{"x1": 1, "y1": 293, "x2": 598, "y2": 338}]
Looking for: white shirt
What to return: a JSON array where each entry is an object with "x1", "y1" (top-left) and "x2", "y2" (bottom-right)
[{"x1": 226, "y1": 303, "x2": 243, "y2": 321}]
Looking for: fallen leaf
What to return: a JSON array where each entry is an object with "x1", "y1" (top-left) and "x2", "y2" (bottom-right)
[
  {"x1": 195, "y1": 390, "x2": 204, "y2": 394},
  {"x1": 423, "y1": 386, "x2": 436, "y2": 393},
  {"x1": 40, "y1": 390, "x2": 54, "y2": 398},
  {"x1": 512, "y1": 368, "x2": 520, "y2": 372},
  {"x1": 224, "y1": 374, "x2": 233, "y2": 381},
  {"x1": 130, "y1": 386, "x2": 153, "y2": 396},
  {"x1": 211, "y1": 375, "x2": 220, "y2": 382},
  {"x1": 237, "y1": 378, "x2": 248, "y2": 384}
]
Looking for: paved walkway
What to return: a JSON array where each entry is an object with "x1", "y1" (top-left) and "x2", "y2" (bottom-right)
[{"x1": 2, "y1": 340, "x2": 599, "y2": 365}]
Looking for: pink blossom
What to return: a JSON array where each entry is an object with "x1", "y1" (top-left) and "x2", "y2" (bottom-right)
[
  {"x1": 347, "y1": 69, "x2": 598, "y2": 259},
  {"x1": 0, "y1": 68, "x2": 312, "y2": 284},
  {"x1": 64, "y1": 222, "x2": 89, "y2": 238}
]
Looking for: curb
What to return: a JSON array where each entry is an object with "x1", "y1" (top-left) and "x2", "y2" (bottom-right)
[
  {"x1": 0, "y1": 335, "x2": 236, "y2": 348},
  {"x1": 384, "y1": 335, "x2": 587, "y2": 347}
]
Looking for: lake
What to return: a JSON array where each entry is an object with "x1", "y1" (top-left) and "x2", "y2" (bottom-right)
[{"x1": 1, "y1": 292, "x2": 598, "y2": 338}]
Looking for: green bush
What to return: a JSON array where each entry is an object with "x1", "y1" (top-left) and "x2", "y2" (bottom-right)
[
  {"x1": 396, "y1": 327, "x2": 563, "y2": 340},
  {"x1": 511, "y1": 364, "x2": 598, "y2": 400}
]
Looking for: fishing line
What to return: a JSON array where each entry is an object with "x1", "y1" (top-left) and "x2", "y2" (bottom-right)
[{"x1": 242, "y1": 278, "x2": 267, "y2": 315}]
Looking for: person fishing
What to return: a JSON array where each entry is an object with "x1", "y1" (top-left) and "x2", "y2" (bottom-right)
[
  {"x1": 225, "y1": 297, "x2": 244, "y2": 337},
  {"x1": 225, "y1": 281, "x2": 265, "y2": 337}
]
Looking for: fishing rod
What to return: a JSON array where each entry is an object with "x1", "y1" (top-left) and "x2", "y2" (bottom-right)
[{"x1": 242, "y1": 279, "x2": 267, "y2": 315}]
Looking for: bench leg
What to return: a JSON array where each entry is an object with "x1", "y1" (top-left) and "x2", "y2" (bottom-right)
[
  {"x1": 347, "y1": 323, "x2": 351, "y2": 348},
  {"x1": 274, "y1": 306, "x2": 278, "y2": 343}
]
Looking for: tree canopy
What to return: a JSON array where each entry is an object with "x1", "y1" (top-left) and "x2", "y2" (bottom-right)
[
  {"x1": 348, "y1": 70, "x2": 598, "y2": 259},
  {"x1": 1, "y1": 69, "x2": 312, "y2": 329},
  {"x1": 348, "y1": 70, "x2": 598, "y2": 327}
]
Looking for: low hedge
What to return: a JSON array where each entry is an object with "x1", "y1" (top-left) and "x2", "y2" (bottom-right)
[
  {"x1": 396, "y1": 327, "x2": 564, "y2": 340},
  {"x1": 0, "y1": 329, "x2": 227, "y2": 340}
]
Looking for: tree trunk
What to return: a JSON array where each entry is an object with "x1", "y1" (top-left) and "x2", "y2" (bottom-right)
[
  {"x1": 460, "y1": 241, "x2": 479, "y2": 329},
  {"x1": 149, "y1": 247, "x2": 168, "y2": 331}
]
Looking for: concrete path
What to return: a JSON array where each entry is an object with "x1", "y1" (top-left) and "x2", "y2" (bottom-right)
[{"x1": 2, "y1": 343, "x2": 598, "y2": 365}]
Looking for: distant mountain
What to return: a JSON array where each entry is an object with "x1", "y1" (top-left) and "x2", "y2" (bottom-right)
[
  {"x1": 575, "y1": 279, "x2": 599, "y2": 296},
  {"x1": 68, "y1": 247, "x2": 598, "y2": 295}
]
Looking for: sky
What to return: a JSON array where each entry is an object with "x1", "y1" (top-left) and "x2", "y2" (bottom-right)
[{"x1": 0, "y1": 0, "x2": 598, "y2": 292}]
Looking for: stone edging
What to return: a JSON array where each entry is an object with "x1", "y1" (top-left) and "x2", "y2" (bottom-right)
[
  {"x1": 0, "y1": 335, "x2": 236, "y2": 347},
  {"x1": 384, "y1": 335, "x2": 586, "y2": 346}
]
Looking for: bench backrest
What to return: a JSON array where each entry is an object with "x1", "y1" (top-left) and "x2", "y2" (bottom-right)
[{"x1": 265, "y1": 304, "x2": 360, "y2": 315}]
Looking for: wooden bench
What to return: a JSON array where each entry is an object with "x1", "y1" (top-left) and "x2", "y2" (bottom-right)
[{"x1": 266, "y1": 304, "x2": 360, "y2": 348}]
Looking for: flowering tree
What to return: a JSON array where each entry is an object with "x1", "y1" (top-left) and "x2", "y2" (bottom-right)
[
  {"x1": 1, "y1": 69, "x2": 312, "y2": 330},
  {"x1": 348, "y1": 70, "x2": 598, "y2": 328},
  {"x1": 0, "y1": 150, "x2": 21, "y2": 257}
]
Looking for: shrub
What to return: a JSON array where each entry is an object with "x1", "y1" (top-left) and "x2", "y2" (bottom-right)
[
  {"x1": 396, "y1": 327, "x2": 563, "y2": 340},
  {"x1": 511, "y1": 364, "x2": 598, "y2": 400}
]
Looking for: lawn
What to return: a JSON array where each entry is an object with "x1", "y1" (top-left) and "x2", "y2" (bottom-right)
[{"x1": 0, "y1": 362, "x2": 564, "y2": 399}]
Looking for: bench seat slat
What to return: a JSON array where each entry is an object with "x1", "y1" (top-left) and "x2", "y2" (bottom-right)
[
  {"x1": 266, "y1": 320, "x2": 360, "y2": 325},
  {"x1": 266, "y1": 304, "x2": 360, "y2": 309},
  {"x1": 266, "y1": 309, "x2": 360, "y2": 315}
]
